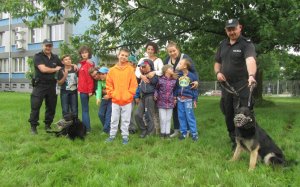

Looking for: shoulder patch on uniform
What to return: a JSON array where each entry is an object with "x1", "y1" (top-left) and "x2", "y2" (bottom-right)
[
  {"x1": 219, "y1": 39, "x2": 227, "y2": 45},
  {"x1": 243, "y1": 37, "x2": 252, "y2": 42}
]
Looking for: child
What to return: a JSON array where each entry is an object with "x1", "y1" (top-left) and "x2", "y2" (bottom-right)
[
  {"x1": 128, "y1": 54, "x2": 139, "y2": 134},
  {"x1": 95, "y1": 67, "x2": 111, "y2": 134},
  {"x1": 175, "y1": 59, "x2": 199, "y2": 141},
  {"x1": 105, "y1": 48, "x2": 138, "y2": 144},
  {"x1": 154, "y1": 64, "x2": 177, "y2": 138},
  {"x1": 134, "y1": 59, "x2": 159, "y2": 138},
  {"x1": 77, "y1": 45, "x2": 95, "y2": 132},
  {"x1": 57, "y1": 54, "x2": 78, "y2": 119}
]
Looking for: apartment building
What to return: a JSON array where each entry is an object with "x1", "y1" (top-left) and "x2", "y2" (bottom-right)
[{"x1": 0, "y1": 5, "x2": 96, "y2": 92}]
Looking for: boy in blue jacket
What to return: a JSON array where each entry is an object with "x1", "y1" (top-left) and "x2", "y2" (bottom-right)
[
  {"x1": 134, "y1": 59, "x2": 159, "y2": 138},
  {"x1": 175, "y1": 58, "x2": 199, "y2": 141}
]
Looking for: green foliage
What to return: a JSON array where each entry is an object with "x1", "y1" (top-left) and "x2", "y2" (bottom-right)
[
  {"x1": 1, "y1": 0, "x2": 300, "y2": 81},
  {"x1": 59, "y1": 40, "x2": 81, "y2": 64},
  {"x1": 259, "y1": 51, "x2": 300, "y2": 80},
  {"x1": 0, "y1": 93, "x2": 299, "y2": 186},
  {"x1": 25, "y1": 57, "x2": 34, "y2": 81}
]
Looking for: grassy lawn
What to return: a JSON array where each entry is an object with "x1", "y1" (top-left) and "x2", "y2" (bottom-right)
[{"x1": 0, "y1": 92, "x2": 299, "y2": 186}]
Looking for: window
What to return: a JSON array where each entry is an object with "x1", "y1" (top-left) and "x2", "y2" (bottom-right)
[
  {"x1": 20, "y1": 84, "x2": 25, "y2": 88},
  {"x1": 50, "y1": 24, "x2": 64, "y2": 41},
  {"x1": 0, "y1": 13, "x2": 9, "y2": 20},
  {"x1": 0, "y1": 59, "x2": 9, "y2": 72},
  {"x1": 31, "y1": 28, "x2": 43, "y2": 43},
  {"x1": 12, "y1": 57, "x2": 27, "y2": 72},
  {"x1": 12, "y1": 84, "x2": 17, "y2": 88}
]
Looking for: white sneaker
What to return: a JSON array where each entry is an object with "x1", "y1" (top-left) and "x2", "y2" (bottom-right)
[{"x1": 170, "y1": 130, "x2": 179, "y2": 138}]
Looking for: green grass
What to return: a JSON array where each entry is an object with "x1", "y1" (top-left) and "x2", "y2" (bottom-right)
[{"x1": 0, "y1": 92, "x2": 299, "y2": 186}]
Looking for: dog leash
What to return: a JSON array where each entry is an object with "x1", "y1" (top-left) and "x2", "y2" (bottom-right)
[
  {"x1": 218, "y1": 81, "x2": 248, "y2": 96},
  {"x1": 218, "y1": 81, "x2": 251, "y2": 108},
  {"x1": 248, "y1": 83, "x2": 256, "y2": 107}
]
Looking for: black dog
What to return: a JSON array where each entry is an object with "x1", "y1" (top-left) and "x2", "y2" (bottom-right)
[
  {"x1": 231, "y1": 107, "x2": 285, "y2": 170},
  {"x1": 47, "y1": 116, "x2": 86, "y2": 140}
]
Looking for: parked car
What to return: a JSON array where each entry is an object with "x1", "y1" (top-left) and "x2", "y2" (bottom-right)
[
  {"x1": 203, "y1": 90, "x2": 222, "y2": 96},
  {"x1": 211, "y1": 90, "x2": 222, "y2": 96}
]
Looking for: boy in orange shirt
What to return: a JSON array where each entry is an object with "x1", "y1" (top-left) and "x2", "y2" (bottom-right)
[{"x1": 105, "y1": 48, "x2": 138, "y2": 144}]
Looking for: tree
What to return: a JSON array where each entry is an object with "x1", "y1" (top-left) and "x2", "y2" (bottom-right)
[{"x1": 2, "y1": 0, "x2": 300, "y2": 99}]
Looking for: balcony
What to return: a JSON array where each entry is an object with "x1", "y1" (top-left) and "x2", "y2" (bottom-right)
[
  {"x1": 27, "y1": 40, "x2": 63, "y2": 51},
  {"x1": 0, "y1": 18, "x2": 9, "y2": 27},
  {"x1": 0, "y1": 46, "x2": 5, "y2": 53}
]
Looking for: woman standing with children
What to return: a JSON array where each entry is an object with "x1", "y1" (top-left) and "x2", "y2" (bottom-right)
[
  {"x1": 77, "y1": 46, "x2": 94, "y2": 132},
  {"x1": 164, "y1": 41, "x2": 199, "y2": 138},
  {"x1": 135, "y1": 41, "x2": 164, "y2": 135}
]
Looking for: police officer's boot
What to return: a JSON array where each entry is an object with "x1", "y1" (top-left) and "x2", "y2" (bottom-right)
[
  {"x1": 31, "y1": 125, "x2": 38, "y2": 135},
  {"x1": 45, "y1": 124, "x2": 51, "y2": 131}
]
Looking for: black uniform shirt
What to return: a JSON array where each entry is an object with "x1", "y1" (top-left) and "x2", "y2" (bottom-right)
[
  {"x1": 215, "y1": 35, "x2": 256, "y2": 83},
  {"x1": 34, "y1": 51, "x2": 63, "y2": 81}
]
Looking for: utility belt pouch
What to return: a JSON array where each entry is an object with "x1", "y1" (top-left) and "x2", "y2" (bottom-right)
[{"x1": 31, "y1": 78, "x2": 39, "y2": 87}]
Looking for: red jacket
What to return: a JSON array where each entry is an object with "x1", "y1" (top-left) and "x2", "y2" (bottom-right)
[{"x1": 77, "y1": 60, "x2": 94, "y2": 94}]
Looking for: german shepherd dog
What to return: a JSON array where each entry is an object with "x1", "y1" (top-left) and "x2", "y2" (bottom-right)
[
  {"x1": 231, "y1": 106, "x2": 285, "y2": 170},
  {"x1": 47, "y1": 115, "x2": 86, "y2": 140}
]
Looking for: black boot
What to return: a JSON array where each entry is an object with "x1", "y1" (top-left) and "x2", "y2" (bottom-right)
[
  {"x1": 45, "y1": 124, "x2": 51, "y2": 131},
  {"x1": 31, "y1": 125, "x2": 38, "y2": 135}
]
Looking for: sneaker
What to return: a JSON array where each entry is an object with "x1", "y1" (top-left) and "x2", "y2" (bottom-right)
[
  {"x1": 164, "y1": 134, "x2": 171, "y2": 139},
  {"x1": 31, "y1": 125, "x2": 38, "y2": 135},
  {"x1": 45, "y1": 124, "x2": 51, "y2": 131},
  {"x1": 179, "y1": 134, "x2": 186, "y2": 140},
  {"x1": 192, "y1": 135, "x2": 199, "y2": 141},
  {"x1": 170, "y1": 129, "x2": 179, "y2": 138},
  {"x1": 122, "y1": 137, "x2": 129, "y2": 145},
  {"x1": 105, "y1": 136, "x2": 115, "y2": 142}
]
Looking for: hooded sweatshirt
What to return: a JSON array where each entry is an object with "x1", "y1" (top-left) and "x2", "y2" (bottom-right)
[
  {"x1": 106, "y1": 62, "x2": 138, "y2": 106},
  {"x1": 78, "y1": 60, "x2": 94, "y2": 94}
]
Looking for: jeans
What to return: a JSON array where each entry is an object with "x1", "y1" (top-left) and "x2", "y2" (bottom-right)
[
  {"x1": 177, "y1": 99, "x2": 197, "y2": 137},
  {"x1": 98, "y1": 99, "x2": 112, "y2": 133},
  {"x1": 80, "y1": 93, "x2": 91, "y2": 131},
  {"x1": 60, "y1": 90, "x2": 78, "y2": 118}
]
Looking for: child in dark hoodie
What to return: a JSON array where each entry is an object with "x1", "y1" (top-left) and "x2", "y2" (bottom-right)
[
  {"x1": 175, "y1": 58, "x2": 199, "y2": 141},
  {"x1": 134, "y1": 59, "x2": 159, "y2": 138}
]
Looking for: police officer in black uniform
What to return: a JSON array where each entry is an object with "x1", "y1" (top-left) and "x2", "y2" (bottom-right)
[
  {"x1": 214, "y1": 19, "x2": 257, "y2": 148},
  {"x1": 28, "y1": 39, "x2": 62, "y2": 134}
]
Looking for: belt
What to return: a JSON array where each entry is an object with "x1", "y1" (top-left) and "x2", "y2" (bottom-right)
[{"x1": 178, "y1": 96, "x2": 192, "y2": 100}]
